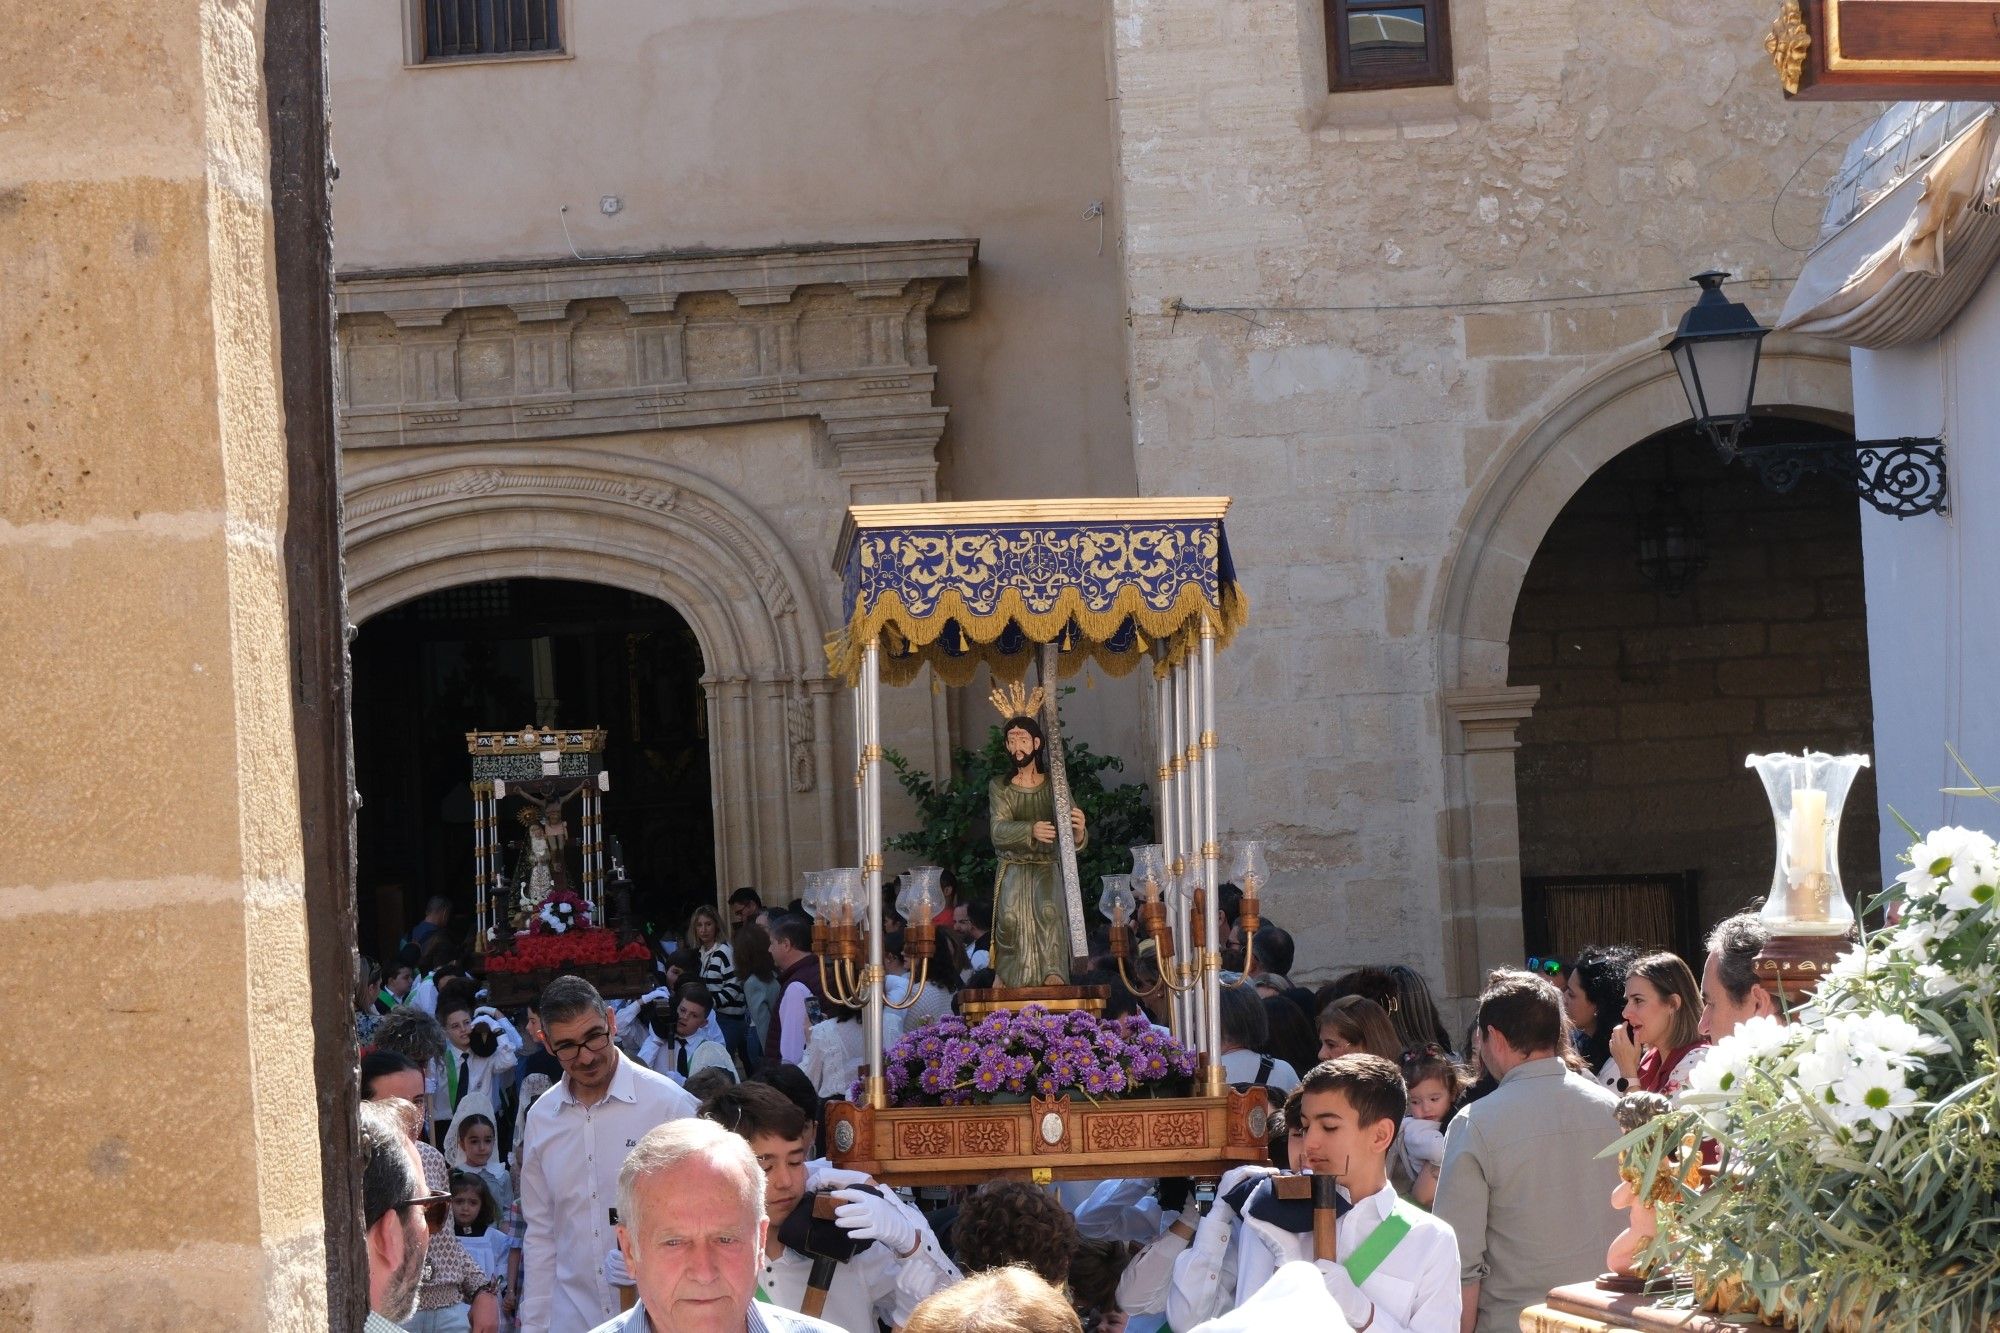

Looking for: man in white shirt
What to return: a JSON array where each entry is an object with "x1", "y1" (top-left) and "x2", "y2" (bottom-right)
[
  {"x1": 698, "y1": 1082, "x2": 958, "y2": 1333},
  {"x1": 1230, "y1": 1056, "x2": 1461, "y2": 1333},
  {"x1": 519, "y1": 975, "x2": 700, "y2": 1333}
]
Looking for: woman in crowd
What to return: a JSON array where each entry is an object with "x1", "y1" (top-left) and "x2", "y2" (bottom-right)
[
  {"x1": 686, "y1": 904, "x2": 748, "y2": 1060},
  {"x1": 1319, "y1": 964, "x2": 1458, "y2": 1055},
  {"x1": 1259, "y1": 993, "x2": 1319, "y2": 1078},
  {"x1": 1218, "y1": 983, "x2": 1300, "y2": 1094},
  {"x1": 733, "y1": 920, "x2": 780, "y2": 1067},
  {"x1": 1613, "y1": 950, "x2": 1709, "y2": 1096},
  {"x1": 894, "y1": 927, "x2": 966, "y2": 1031},
  {"x1": 1565, "y1": 943, "x2": 1639, "y2": 1088},
  {"x1": 1315, "y1": 993, "x2": 1403, "y2": 1064},
  {"x1": 799, "y1": 994, "x2": 872, "y2": 1099}
]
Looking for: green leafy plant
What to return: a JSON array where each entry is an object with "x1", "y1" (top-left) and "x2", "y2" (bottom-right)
[
  {"x1": 1620, "y1": 793, "x2": 2000, "y2": 1333},
  {"x1": 884, "y1": 719, "x2": 1154, "y2": 906}
]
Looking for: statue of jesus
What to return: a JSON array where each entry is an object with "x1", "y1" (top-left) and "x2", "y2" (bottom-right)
[{"x1": 987, "y1": 713, "x2": 1087, "y2": 989}]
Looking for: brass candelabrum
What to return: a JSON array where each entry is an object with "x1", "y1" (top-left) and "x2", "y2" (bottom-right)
[{"x1": 1105, "y1": 842, "x2": 1265, "y2": 996}]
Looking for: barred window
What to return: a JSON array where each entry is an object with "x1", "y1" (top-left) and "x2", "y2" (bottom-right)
[
  {"x1": 422, "y1": 0, "x2": 562, "y2": 62},
  {"x1": 1326, "y1": 0, "x2": 1451, "y2": 92}
]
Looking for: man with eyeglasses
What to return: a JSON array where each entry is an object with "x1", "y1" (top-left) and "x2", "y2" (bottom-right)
[
  {"x1": 521, "y1": 974, "x2": 701, "y2": 1333},
  {"x1": 362, "y1": 1099, "x2": 452, "y2": 1331}
]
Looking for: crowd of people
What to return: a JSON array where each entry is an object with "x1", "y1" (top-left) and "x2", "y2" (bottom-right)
[{"x1": 355, "y1": 881, "x2": 1782, "y2": 1333}]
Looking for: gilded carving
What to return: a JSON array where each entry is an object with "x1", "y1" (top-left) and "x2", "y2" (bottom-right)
[{"x1": 1765, "y1": 0, "x2": 1811, "y2": 95}]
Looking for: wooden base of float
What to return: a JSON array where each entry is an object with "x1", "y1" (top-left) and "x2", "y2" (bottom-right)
[
  {"x1": 1523, "y1": 1281, "x2": 1780, "y2": 1333},
  {"x1": 825, "y1": 1085, "x2": 1270, "y2": 1187},
  {"x1": 954, "y1": 984, "x2": 1109, "y2": 1019},
  {"x1": 482, "y1": 959, "x2": 654, "y2": 1009}
]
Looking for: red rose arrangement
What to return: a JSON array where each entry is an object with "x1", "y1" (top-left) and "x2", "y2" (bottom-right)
[
  {"x1": 486, "y1": 928, "x2": 650, "y2": 973},
  {"x1": 485, "y1": 891, "x2": 651, "y2": 973}
]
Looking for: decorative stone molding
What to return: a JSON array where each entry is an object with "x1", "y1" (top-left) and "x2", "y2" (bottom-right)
[
  {"x1": 1442, "y1": 685, "x2": 1540, "y2": 753},
  {"x1": 335, "y1": 239, "x2": 978, "y2": 495}
]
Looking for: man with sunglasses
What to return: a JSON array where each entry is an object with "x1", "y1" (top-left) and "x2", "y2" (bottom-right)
[
  {"x1": 362, "y1": 1099, "x2": 451, "y2": 1330},
  {"x1": 521, "y1": 975, "x2": 701, "y2": 1333}
]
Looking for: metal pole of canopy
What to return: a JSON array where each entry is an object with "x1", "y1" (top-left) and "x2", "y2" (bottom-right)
[
  {"x1": 862, "y1": 636, "x2": 887, "y2": 1110},
  {"x1": 1201, "y1": 623, "x2": 1226, "y2": 1096},
  {"x1": 1182, "y1": 653, "x2": 1204, "y2": 1049},
  {"x1": 1154, "y1": 660, "x2": 1177, "y2": 1038},
  {"x1": 1168, "y1": 660, "x2": 1184, "y2": 1040}
]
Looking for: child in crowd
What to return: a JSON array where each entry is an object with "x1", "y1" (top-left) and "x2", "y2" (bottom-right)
[
  {"x1": 450, "y1": 1171, "x2": 510, "y2": 1286},
  {"x1": 1394, "y1": 1047, "x2": 1472, "y2": 1206},
  {"x1": 452, "y1": 1113, "x2": 515, "y2": 1221},
  {"x1": 1232, "y1": 1055, "x2": 1463, "y2": 1332}
]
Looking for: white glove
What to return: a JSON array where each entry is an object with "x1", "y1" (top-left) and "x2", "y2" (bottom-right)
[
  {"x1": 1214, "y1": 1163, "x2": 1279, "y2": 1219},
  {"x1": 806, "y1": 1164, "x2": 875, "y2": 1194},
  {"x1": 604, "y1": 1243, "x2": 634, "y2": 1288},
  {"x1": 1313, "y1": 1259, "x2": 1375, "y2": 1328},
  {"x1": 831, "y1": 1187, "x2": 918, "y2": 1257}
]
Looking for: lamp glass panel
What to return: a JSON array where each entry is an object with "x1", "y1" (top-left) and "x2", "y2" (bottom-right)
[{"x1": 1684, "y1": 335, "x2": 1760, "y2": 425}]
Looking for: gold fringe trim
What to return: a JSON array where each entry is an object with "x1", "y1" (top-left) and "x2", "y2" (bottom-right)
[{"x1": 824, "y1": 581, "x2": 1248, "y2": 686}]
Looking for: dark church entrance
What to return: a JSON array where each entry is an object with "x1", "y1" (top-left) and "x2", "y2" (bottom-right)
[{"x1": 351, "y1": 577, "x2": 714, "y2": 962}]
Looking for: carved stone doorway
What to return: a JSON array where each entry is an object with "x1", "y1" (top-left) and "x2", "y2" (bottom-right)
[{"x1": 351, "y1": 577, "x2": 715, "y2": 956}]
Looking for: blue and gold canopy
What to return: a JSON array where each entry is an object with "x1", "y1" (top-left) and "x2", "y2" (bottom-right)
[{"x1": 827, "y1": 498, "x2": 1244, "y2": 686}]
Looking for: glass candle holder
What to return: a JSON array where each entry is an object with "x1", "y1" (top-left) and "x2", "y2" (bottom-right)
[{"x1": 1746, "y1": 751, "x2": 1871, "y2": 937}]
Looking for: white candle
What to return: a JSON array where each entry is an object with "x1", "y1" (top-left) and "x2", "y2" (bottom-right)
[{"x1": 1789, "y1": 787, "x2": 1827, "y2": 881}]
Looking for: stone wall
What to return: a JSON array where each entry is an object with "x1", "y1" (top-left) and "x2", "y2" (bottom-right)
[
  {"x1": 0, "y1": 0, "x2": 329, "y2": 1324},
  {"x1": 1107, "y1": 0, "x2": 1867, "y2": 995},
  {"x1": 325, "y1": 0, "x2": 1138, "y2": 507},
  {"x1": 1510, "y1": 429, "x2": 1882, "y2": 939}
]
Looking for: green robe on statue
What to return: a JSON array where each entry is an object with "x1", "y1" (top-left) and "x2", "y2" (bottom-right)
[{"x1": 988, "y1": 775, "x2": 1087, "y2": 988}]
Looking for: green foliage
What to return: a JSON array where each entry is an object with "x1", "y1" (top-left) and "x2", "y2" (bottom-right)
[
  {"x1": 1619, "y1": 798, "x2": 2000, "y2": 1333},
  {"x1": 884, "y1": 721, "x2": 1154, "y2": 904}
]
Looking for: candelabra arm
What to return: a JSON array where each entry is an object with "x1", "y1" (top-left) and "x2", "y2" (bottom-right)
[
  {"x1": 1160, "y1": 952, "x2": 1203, "y2": 994},
  {"x1": 1114, "y1": 951, "x2": 1165, "y2": 997},
  {"x1": 884, "y1": 956, "x2": 929, "y2": 1010}
]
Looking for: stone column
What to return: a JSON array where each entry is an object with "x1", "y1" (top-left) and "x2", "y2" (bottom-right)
[
  {"x1": 809, "y1": 676, "x2": 841, "y2": 869},
  {"x1": 0, "y1": 0, "x2": 329, "y2": 1325},
  {"x1": 1440, "y1": 686, "x2": 1542, "y2": 1002}
]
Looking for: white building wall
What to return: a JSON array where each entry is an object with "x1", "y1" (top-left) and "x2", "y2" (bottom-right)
[{"x1": 1853, "y1": 264, "x2": 2000, "y2": 876}]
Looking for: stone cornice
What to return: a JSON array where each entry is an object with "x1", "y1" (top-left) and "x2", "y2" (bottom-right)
[
  {"x1": 333, "y1": 239, "x2": 976, "y2": 501},
  {"x1": 1443, "y1": 684, "x2": 1541, "y2": 753}
]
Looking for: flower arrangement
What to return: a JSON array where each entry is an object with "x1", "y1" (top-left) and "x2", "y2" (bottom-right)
[
  {"x1": 533, "y1": 888, "x2": 589, "y2": 935},
  {"x1": 485, "y1": 892, "x2": 651, "y2": 974},
  {"x1": 860, "y1": 1005, "x2": 1198, "y2": 1107},
  {"x1": 1625, "y1": 820, "x2": 2000, "y2": 1333}
]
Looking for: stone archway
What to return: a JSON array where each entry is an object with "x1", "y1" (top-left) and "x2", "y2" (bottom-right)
[
  {"x1": 1431, "y1": 333, "x2": 1855, "y2": 995},
  {"x1": 345, "y1": 446, "x2": 842, "y2": 896}
]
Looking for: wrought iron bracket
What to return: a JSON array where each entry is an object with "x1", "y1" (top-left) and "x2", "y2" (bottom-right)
[{"x1": 1735, "y1": 436, "x2": 1947, "y2": 519}]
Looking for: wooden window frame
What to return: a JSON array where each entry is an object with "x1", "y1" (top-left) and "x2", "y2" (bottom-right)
[{"x1": 1325, "y1": 0, "x2": 1454, "y2": 93}]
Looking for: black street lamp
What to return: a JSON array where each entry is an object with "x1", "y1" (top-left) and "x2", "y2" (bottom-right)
[{"x1": 1665, "y1": 271, "x2": 1948, "y2": 518}]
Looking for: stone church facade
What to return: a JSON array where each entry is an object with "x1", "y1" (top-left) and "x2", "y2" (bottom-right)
[{"x1": 327, "y1": 0, "x2": 1872, "y2": 1003}]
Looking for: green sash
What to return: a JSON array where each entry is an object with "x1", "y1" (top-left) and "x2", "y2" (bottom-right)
[{"x1": 1342, "y1": 1199, "x2": 1420, "y2": 1285}]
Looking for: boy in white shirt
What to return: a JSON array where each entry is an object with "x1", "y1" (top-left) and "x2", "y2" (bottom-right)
[
  {"x1": 1234, "y1": 1055, "x2": 1462, "y2": 1333},
  {"x1": 696, "y1": 1081, "x2": 959, "y2": 1333}
]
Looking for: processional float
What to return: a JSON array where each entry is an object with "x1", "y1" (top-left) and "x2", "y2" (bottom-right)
[{"x1": 816, "y1": 498, "x2": 1273, "y2": 1185}]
